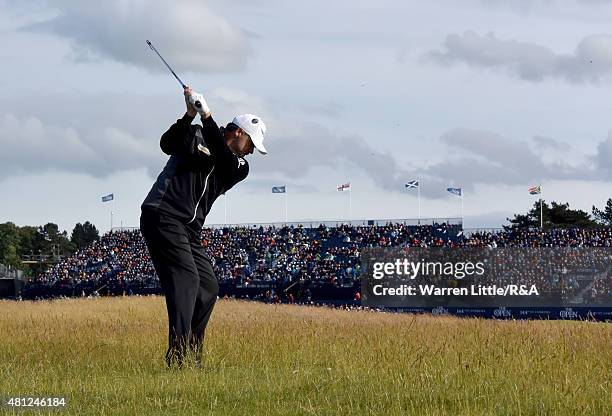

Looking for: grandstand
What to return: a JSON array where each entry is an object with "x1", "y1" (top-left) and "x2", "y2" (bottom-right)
[
  {"x1": 0, "y1": 263, "x2": 23, "y2": 298},
  {"x1": 17, "y1": 220, "x2": 612, "y2": 319},
  {"x1": 23, "y1": 220, "x2": 462, "y2": 297}
]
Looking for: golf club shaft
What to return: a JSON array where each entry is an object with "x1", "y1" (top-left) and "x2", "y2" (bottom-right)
[
  {"x1": 146, "y1": 40, "x2": 187, "y2": 89},
  {"x1": 146, "y1": 39, "x2": 203, "y2": 110}
]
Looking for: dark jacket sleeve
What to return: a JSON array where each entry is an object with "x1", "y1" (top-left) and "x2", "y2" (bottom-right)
[
  {"x1": 200, "y1": 116, "x2": 227, "y2": 158},
  {"x1": 200, "y1": 116, "x2": 249, "y2": 191},
  {"x1": 160, "y1": 113, "x2": 196, "y2": 155}
]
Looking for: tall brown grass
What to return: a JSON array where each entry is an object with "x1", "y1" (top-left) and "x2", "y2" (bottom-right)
[{"x1": 0, "y1": 297, "x2": 610, "y2": 415}]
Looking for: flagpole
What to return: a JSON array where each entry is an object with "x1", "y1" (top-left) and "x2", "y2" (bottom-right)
[
  {"x1": 460, "y1": 191, "x2": 464, "y2": 226},
  {"x1": 284, "y1": 191, "x2": 288, "y2": 224},
  {"x1": 540, "y1": 198, "x2": 543, "y2": 229},
  {"x1": 349, "y1": 187, "x2": 352, "y2": 221},
  {"x1": 540, "y1": 185, "x2": 543, "y2": 229},
  {"x1": 224, "y1": 194, "x2": 228, "y2": 225},
  {"x1": 111, "y1": 197, "x2": 115, "y2": 232},
  {"x1": 417, "y1": 185, "x2": 421, "y2": 224}
]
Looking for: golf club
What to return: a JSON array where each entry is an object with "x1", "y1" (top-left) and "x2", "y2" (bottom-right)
[{"x1": 146, "y1": 39, "x2": 202, "y2": 109}]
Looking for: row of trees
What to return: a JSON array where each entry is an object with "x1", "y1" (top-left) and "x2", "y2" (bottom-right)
[
  {"x1": 0, "y1": 221, "x2": 99, "y2": 276},
  {"x1": 505, "y1": 198, "x2": 612, "y2": 229}
]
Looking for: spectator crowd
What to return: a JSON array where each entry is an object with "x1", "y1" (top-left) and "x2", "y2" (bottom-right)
[{"x1": 23, "y1": 223, "x2": 611, "y2": 304}]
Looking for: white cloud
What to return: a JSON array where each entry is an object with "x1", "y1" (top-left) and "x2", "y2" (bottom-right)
[{"x1": 17, "y1": 0, "x2": 250, "y2": 73}]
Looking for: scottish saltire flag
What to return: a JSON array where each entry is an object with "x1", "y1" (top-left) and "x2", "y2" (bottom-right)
[
  {"x1": 405, "y1": 180, "x2": 419, "y2": 189},
  {"x1": 272, "y1": 186, "x2": 286, "y2": 193},
  {"x1": 447, "y1": 187, "x2": 462, "y2": 197},
  {"x1": 529, "y1": 185, "x2": 541, "y2": 195},
  {"x1": 101, "y1": 194, "x2": 114, "y2": 202},
  {"x1": 337, "y1": 182, "x2": 351, "y2": 192}
]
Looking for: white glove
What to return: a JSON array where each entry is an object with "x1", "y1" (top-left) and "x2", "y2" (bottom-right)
[{"x1": 188, "y1": 92, "x2": 210, "y2": 116}]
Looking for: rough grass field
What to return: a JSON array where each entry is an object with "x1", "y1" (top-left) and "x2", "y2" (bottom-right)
[{"x1": 0, "y1": 297, "x2": 610, "y2": 416}]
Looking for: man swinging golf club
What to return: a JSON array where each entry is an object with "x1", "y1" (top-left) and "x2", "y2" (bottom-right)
[{"x1": 140, "y1": 86, "x2": 267, "y2": 368}]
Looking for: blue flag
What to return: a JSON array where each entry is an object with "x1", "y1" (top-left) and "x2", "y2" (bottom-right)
[
  {"x1": 272, "y1": 186, "x2": 286, "y2": 193},
  {"x1": 405, "y1": 180, "x2": 419, "y2": 189},
  {"x1": 101, "y1": 193, "x2": 114, "y2": 202},
  {"x1": 447, "y1": 187, "x2": 462, "y2": 197}
]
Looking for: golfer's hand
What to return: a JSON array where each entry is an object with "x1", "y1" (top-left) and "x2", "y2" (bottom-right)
[
  {"x1": 184, "y1": 87, "x2": 198, "y2": 118},
  {"x1": 184, "y1": 87, "x2": 211, "y2": 119}
]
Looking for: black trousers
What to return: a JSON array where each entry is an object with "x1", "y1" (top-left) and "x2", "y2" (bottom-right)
[{"x1": 140, "y1": 210, "x2": 219, "y2": 367}]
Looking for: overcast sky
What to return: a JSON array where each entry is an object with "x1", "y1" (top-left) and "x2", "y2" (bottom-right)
[{"x1": 1, "y1": 0, "x2": 611, "y2": 233}]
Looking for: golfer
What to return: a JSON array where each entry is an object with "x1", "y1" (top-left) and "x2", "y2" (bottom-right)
[{"x1": 140, "y1": 87, "x2": 267, "y2": 367}]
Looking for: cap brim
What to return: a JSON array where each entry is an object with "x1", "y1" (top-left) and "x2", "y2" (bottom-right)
[{"x1": 251, "y1": 134, "x2": 267, "y2": 155}]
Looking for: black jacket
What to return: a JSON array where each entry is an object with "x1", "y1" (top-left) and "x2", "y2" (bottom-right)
[{"x1": 141, "y1": 113, "x2": 249, "y2": 232}]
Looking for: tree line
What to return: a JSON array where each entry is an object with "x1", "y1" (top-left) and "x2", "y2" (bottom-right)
[
  {"x1": 505, "y1": 198, "x2": 612, "y2": 230},
  {"x1": 0, "y1": 221, "x2": 99, "y2": 276}
]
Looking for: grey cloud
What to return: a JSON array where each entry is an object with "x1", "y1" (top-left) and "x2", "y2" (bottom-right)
[
  {"x1": 532, "y1": 135, "x2": 572, "y2": 152},
  {"x1": 480, "y1": 0, "x2": 611, "y2": 5},
  {"x1": 17, "y1": 0, "x2": 250, "y2": 73},
  {"x1": 427, "y1": 31, "x2": 612, "y2": 83},
  {"x1": 475, "y1": 0, "x2": 612, "y2": 13},
  {"x1": 595, "y1": 131, "x2": 612, "y2": 176},
  {"x1": 294, "y1": 102, "x2": 344, "y2": 119},
  {"x1": 417, "y1": 129, "x2": 597, "y2": 195},
  {"x1": 0, "y1": 91, "x2": 608, "y2": 194},
  {"x1": 248, "y1": 123, "x2": 411, "y2": 191},
  {"x1": 249, "y1": 124, "x2": 606, "y2": 199},
  {"x1": 0, "y1": 113, "x2": 163, "y2": 181},
  {"x1": 0, "y1": 88, "x2": 275, "y2": 182},
  {"x1": 1, "y1": 111, "x2": 608, "y2": 196}
]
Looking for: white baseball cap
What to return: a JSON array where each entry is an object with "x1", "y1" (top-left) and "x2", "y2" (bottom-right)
[{"x1": 232, "y1": 114, "x2": 267, "y2": 155}]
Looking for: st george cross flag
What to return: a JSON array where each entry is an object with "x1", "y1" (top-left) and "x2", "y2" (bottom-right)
[
  {"x1": 405, "y1": 180, "x2": 419, "y2": 189},
  {"x1": 101, "y1": 194, "x2": 114, "y2": 202},
  {"x1": 447, "y1": 187, "x2": 462, "y2": 197},
  {"x1": 272, "y1": 186, "x2": 286, "y2": 193},
  {"x1": 337, "y1": 182, "x2": 351, "y2": 192},
  {"x1": 529, "y1": 185, "x2": 541, "y2": 195}
]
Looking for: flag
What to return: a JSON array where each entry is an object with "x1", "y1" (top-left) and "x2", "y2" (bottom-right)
[
  {"x1": 101, "y1": 194, "x2": 114, "y2": 202},
  {"x1": 529, "y1": 185, "x2": 541, "y2": 195},
  {"x1": 272, "y1": 186, "x2": 286, "y2": 193},
  {"x1": 405, "y1": 180, "x2": 419, "y2": 189},
  {"x1": 447, "y1": 187, "x2": 462, "y2": 197},
  {"x1": 337, "y1": 182, "x2": 351, "y2": 192}
]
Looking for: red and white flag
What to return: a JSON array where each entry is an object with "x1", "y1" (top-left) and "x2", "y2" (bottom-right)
[
  {"x1": 337, "y1": 182, "x2": 351, "y2": 192},
  {"x1": 528, "y1": 185, "x2": 541, "y2": 195}
]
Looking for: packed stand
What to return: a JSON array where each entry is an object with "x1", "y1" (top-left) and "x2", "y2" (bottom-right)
[{"x1": 23, "y1": 224, "x2": 611, "y2": 304}]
